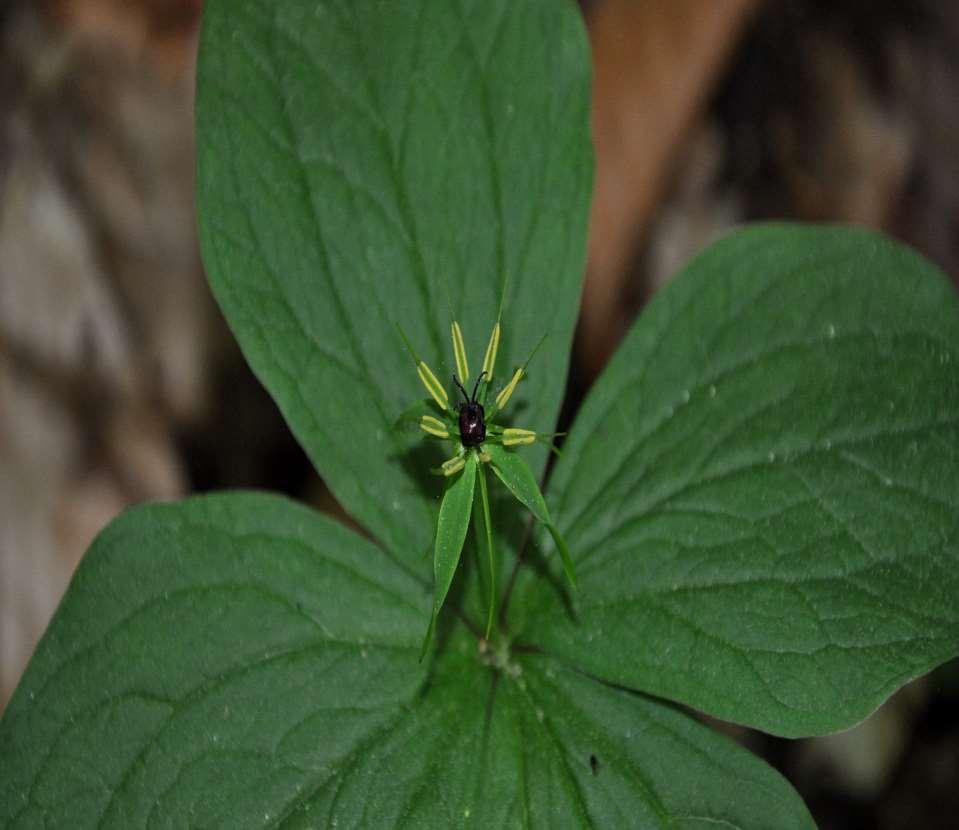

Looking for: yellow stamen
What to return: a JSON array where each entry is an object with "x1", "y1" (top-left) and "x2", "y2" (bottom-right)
[
  {"x1": 481, "y1": 322, "x2": 501, "y2": 380},
  {"x1": 451, "y1": 321, "x2": 469, "y2": 384},
  {"x1": 417, "y1": 361, "x2": 449, "y2": 411},
  {"x1": 420, "y1": 415, "x2": 449, "y2": 438},
  {"x1": 502, "y1": 427, "x2": 536, "y2": 446},
  {"x1": 495, "y1": 367, "x2": 524, "y2": 411},
  {"x1": 440, "y1": 455, "x2": 466, "y2": 476},
  {"x1": 478, "y1": 451, "x2": 491, "y2": 463}
]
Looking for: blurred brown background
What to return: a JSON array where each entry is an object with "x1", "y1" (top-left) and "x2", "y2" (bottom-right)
[{"x1": 1, "y1": 1, "x2": 957, "y2": 826}]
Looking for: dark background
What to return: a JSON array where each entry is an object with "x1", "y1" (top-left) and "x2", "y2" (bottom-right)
[{"x1": 1, "y1": 1, "x2": 956, "y2": 826}]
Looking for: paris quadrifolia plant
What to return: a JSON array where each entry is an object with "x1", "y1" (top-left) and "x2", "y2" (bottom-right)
[
  {"x1": 2, "y1": 1, "x2": 958, "y2": 827},
  {"x1": 398, "y1": 317, "x2": 576, "y2": 655}
]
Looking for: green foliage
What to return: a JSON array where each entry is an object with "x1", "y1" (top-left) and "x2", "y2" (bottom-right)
[
  {"x1": 474, "y1": 460, "x2": 497, "y2": 637},
  {"x1": 2, "y1": 0, "x2": 958, "y2": 826},
  {"x1": 192, "y1": 0, "x2": 590, "y2": 573},
  {"x1": 0, "y1": 495, "x2": 428, "y2": 826},
  {"x1": 515, "y1": 225, "x2": 959, "y2": 737},
  {"x1": 423, "y1": 451, "x2": 477, "y2": 658},
  {"x1": 405, "y1": 316, "x2": 575, "y2": 653},
  {"x1": 485, "y1": 442, "x2": 577, "y2": 588},
  {"x1": 0, "y1": 498, "x2": 810, "y2": 826}
]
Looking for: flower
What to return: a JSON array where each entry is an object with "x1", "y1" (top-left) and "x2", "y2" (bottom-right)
[{"x1": 398, "y1": 319, "x2": 576, "y2": 657}]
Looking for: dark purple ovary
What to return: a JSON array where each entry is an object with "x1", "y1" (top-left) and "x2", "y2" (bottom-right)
[{"x1": 459, "y1": 402, "x2": 486, "y2": 447}]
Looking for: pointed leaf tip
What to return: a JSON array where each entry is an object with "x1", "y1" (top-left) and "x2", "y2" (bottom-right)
[
  {"x1": 395, "y1": 323, "x2": 421, "y2": 365},
  {"x1": 546, "y1": 523, "x2": 577, "y2": 589}
]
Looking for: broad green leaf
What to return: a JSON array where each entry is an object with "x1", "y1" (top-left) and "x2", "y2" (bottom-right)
[
  {"x1": 517, "y1": 224, "x2": 959, "y2": 737},
  {"x1": 0, "y1": 495, "x2": 812, "y2": 828},
  {"x1": 489, "y1": 653, "x2": 815, "y2": 829},
  {"x1": 485, "y1": 442, "x2": 577, "y2": 588},
  {"x1": 422, "y1": 453, "x2": 477, "y2": 658},
  {"x1": 195, "y1": 0, "x2": 592, "y2": 569},
  {"x1": 0, "y1": 493, "x2": 428, "y2": 827}
]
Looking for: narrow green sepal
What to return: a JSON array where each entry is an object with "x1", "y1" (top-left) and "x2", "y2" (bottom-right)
[
  {"x1": 483, "y1": 442, "x2": 577, "y2": 589},
  {"x1": 536, "y1": 431, "x2": 567, "y2": 458},
  {"x1": 420, "y1": 617, "x2": 438, "y2": 662},
  {"x1": 545, "y1": 522, "x2": 577, "y2": 591},
  {"x1": 473, "y1": 461, "x2": 496, "y2": 638},
  {"x1": 420, "y1": 452, "x2": 478, "y2": 659}
]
